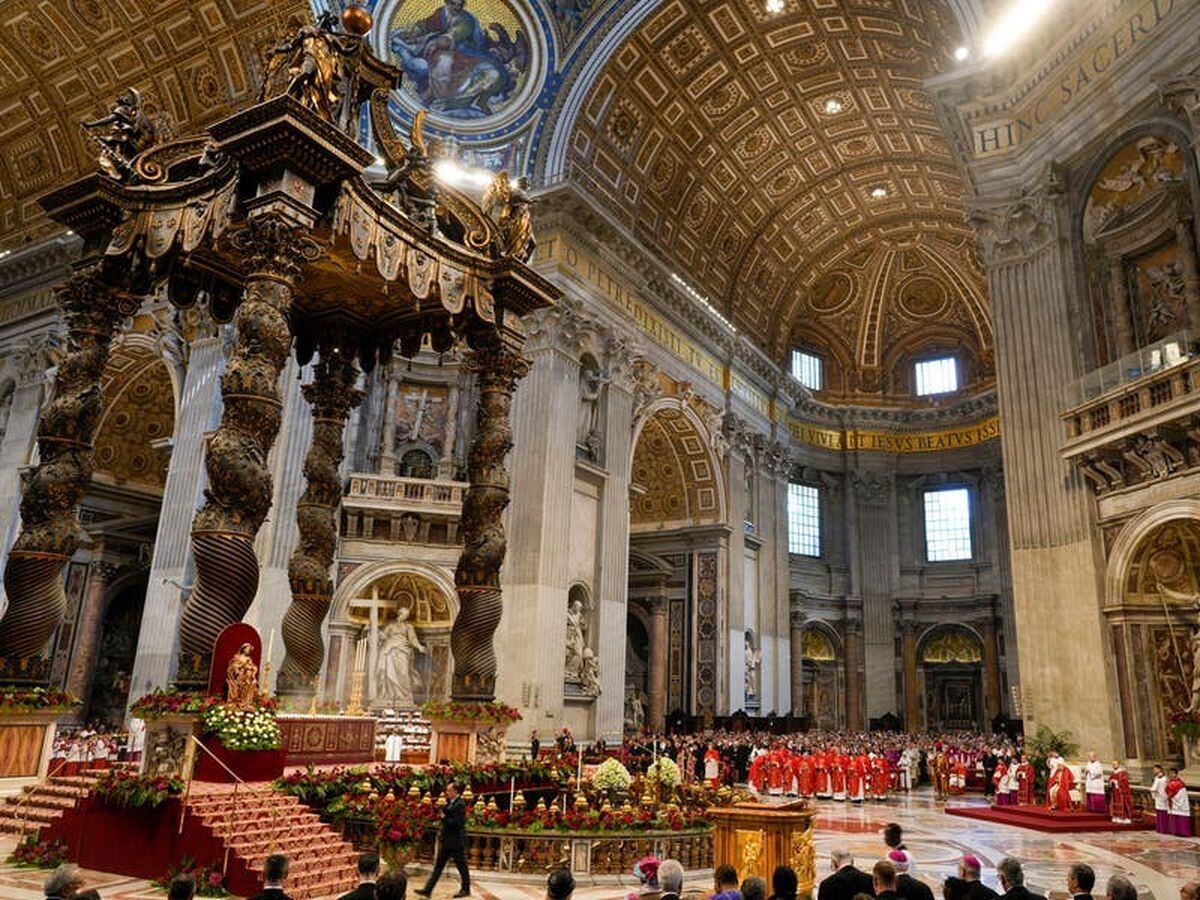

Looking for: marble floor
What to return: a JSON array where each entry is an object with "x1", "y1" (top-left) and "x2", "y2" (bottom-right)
[{"x1": 0, "y1": 792, "x2": 1195, "y2": 900}]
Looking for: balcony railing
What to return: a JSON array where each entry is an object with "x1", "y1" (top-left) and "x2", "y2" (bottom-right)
[
  {"x1": 1070, "y1": 331, "x2": 1196, "y2": 405},
  {"x1": 344, "y1": 473, "x2": 467, "y2": 513}
]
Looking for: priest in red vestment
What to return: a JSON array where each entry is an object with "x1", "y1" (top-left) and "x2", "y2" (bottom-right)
[
  {"x1": 796, "y1": 755, "x2": 814, "y2": 797},
  {"x1": 1047, "y1": 761, "x2": 1075, "y2": 811},
  {"x1": 1108, "y1": 760, "x2": 1133, "y2": 824},
  {"x1": 1016, "y1": 756, "x2": 1035, "y2": 805}
]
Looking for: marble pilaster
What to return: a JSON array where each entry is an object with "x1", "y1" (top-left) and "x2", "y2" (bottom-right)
[
  {"x1": 245, "y1": 357, "x2": 314, "y2": 686},
  {"x1": 853, "y1": 471, "x2": 897, "y2": 719},
  {"x1": 843, "y1": 615, "x2": 863, "y2": 730},
  {"x1": 725, "y1": 447, "x2": 749, "y2": 712},
  {"x1": 789, "y1": 610, "x2": 805, "y2": 717},
  {"x1": 65, "y1": 556, "x2": 117, "y2": 704},
  {"x1": 899, "y1": 616, "x2": 920, "y2": 732},
  {"x1": 494, "y1": 340, "x2": 580, "y2": 736},
  {"x1": 646, "y1": 593, "x2": 668, "y2": 732},
  {"x1": 128, "y1": 327, "x2": 225, "y2": 697},
  {"x1": 593, "y1": 351, "x2": 634, "y2": 737}
]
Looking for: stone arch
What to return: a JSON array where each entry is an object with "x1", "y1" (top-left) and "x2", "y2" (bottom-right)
[
  {"x1": 798, "y1": 621, "x2": 842, "y2": 729},
  {"x1": 1104, "y1": 500, "x2": 1200, "y2": 607},
  {"x1": 629, "y1": 399, "x2": 726, "y2": 530},
  {"x1": 332, "y1": 559, "x2": 459, "y2": 625}
]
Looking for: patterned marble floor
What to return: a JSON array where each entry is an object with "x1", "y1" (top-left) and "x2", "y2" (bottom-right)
[{"x1": 0, "y1": 792, "x2": 1195, "y2": 900}]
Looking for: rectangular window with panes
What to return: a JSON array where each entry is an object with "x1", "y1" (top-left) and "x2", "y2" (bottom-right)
[
  {"x1": 923, "y1": 486, "x2": 972, "y2": 562},
  {"x1": 787, "y1": 482, "x2": 821, "y2": 557},
  {"x1": 915, "y1": 356, "x2": 958, "y2": 396},
  {"x1": 791, "y1": 350, "x2": 823, "y2": 392}
]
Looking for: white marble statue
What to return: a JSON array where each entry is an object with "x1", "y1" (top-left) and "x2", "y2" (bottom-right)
[
  {"x1": 580, "y1": 647, "x2": 601, "y2": 697},
  {"x1": 625, "y1": 689, "x2": 645, "y2": 732},
  {"x1": 565, "y1": 598, "x2": 586, "y2": 681},
  {"x1": 380, "y1": 607, "x2": 425, "y2": 707},
  {"x1": 1157, "y1": 581, "x2": 1200, "y2": 711},
  {"x1": 744, "y1": 631, "x2": 761, "y2": 699}
]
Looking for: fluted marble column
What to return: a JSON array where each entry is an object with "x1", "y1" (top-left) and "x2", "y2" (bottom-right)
[
  {"x1": 725, "y1": 447, "x2": 749, "y2": 712},
  {"x1": 379, "y1": 365, "x2": 400, "y2": 475},
  {"x1": 972, "y1": 181, "x2": 1120, "y2": 756},
  {"x1": 852, "y1": 471, "x2": 896, "y2": 719},
  {"x1": 1109, "y1": 259, "x2": 1135, "y2": 358},
  {"x1": 244, "y1": 357, "x2": 313, "y2": 685},
  {"x1": 0, "y1": 348, "x2": 55, "y2": 612},
  {"x1": 493, "y1": 339, "x2": 576, "y2": 716},
  {"x1": 593, "y1": 344, "x2": 635, "y2": 737},
  {"x1": 1176, "y1": 220, "x2": 1200, "y2": 329},
  {"x1": 128, "y1": 321, "x2": 225, "y2": 698}
]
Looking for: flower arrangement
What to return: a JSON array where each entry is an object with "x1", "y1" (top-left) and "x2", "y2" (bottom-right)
[
  {"x1": 591, "y1": 758, "x2": 632, "y2": 794},
  {"x1": 421, "y1": 700, "x2": 521, "y2": 726},
  {"x1": 0, "y1": 687, "x2": 78, "y2": 715},
  {"x1": 644, "y1": 757, "x2": 682, "y2": 790},
  {"x1": 7, "y1": 835, "x2": 70, "y2": 868},
  {"x1": 129, "y1": 688, "x2": 220, "y2": 719},
  {"x1": 202, "y1": 704, "x2": 280, "y2": 751},
  {"x1": 94, "y1": 769, "x2": 185, "y2": 808},
  {"x1": 155, "y1": 857, "x2": 228, "y2": 897}
]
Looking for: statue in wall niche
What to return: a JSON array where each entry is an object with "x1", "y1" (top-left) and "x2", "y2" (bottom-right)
[
  {"x1": 744, "y1": 631, "x2": 761, "y2": 700},
  {"x1": 577, "y1": 360, "x2": 607, "y2": 458},
  {"x1": 580, "y1": 648, "x2": 601, "y2": 697},
  {"x1": 625, "y1": 690, "x2": 645, "y2": 732},
  {"x1": 1146, "y1": 261, "x2": 1185, "y2": 337},
  {"x1": 400, "y1": 513, "x2": 420, "y2": 542},
  {"x1": 564, "y1": 598, "x2": 586, "y2": 681},
  {"x1": 380, "y1": 606, "x2": 426, "y2": 707}
]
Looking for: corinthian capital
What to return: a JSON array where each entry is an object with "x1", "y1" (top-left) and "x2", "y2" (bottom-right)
[
  {"x1": 523, "y1": 295, "x2": 604, "y2": 357},
  {"x1": 1157, "y1": 69, "x2": 1200, "y2": 136},
  {"x1": 969, "y1": 164, "x2": 1066, "y2": 266},
  {"x1": 229, "y1": 214, "x2": 323, "y2": 282}
]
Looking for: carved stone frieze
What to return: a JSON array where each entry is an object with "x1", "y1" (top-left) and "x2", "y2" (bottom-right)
[
  {"x1": 969, "y1": 165, "x2": 1066, "y2": 267},
  {"x1": 851, "y1": 470, "x2": 893, "y2": 506}
]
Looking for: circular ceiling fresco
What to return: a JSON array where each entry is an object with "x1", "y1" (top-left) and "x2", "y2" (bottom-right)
[{"x1": 376, "y1": 0, "x2": 548, "y2": 134}]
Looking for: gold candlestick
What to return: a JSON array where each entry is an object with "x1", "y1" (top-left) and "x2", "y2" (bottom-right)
[
  {"x1": 308, "y1": 675, "x2": 321, "y2": 715},
  {"x1": 346, "y1": 670, "x2": 365, "y2": 716}
]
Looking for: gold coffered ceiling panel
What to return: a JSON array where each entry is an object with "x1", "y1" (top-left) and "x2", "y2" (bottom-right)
[
  {"x1": 567, "y1": 0, "x2": 993, "y2": 397},
  {"x1": 0, "y1": 0, "x2": 308, "y2": 248}
]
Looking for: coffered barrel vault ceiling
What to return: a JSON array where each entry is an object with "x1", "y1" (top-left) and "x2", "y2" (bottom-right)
[
  {"x1": 557, "y1": 0, "x2": 994, "y2": 397},
  {"x1": 0, "y1": 0, "x2": 994, "y2": 401}
]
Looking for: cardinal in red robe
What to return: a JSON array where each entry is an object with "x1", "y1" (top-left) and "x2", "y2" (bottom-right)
[
  {"x1": 1109, "y1": 761, "x2": 1133, "y2": 824},
  {"x1": 1016, "y1": 757, "x2": 1035, "y2": 805},
  {"x1": 1047, "y1": 762, "x2": 1075, "y2": 811}
]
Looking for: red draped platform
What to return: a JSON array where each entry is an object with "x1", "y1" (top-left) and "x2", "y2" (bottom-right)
[{"x1": 946, "y1": 803, "x2": 1154, "y2": 833}]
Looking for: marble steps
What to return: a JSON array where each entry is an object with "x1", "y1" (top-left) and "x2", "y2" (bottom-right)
[{"x1": 0, "y1": 771, "x2": 100, "y2": 836}]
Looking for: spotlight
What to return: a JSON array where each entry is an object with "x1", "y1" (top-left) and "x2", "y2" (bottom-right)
[
  {"x1": 870, "y1": 187, "x2": 888, "y2": 199},
  {"x1": 765, "y1": 0, "x2": 784, "y2": 13},
  {"x1": 823, "y1": 98, "x2": 843, "y2": 115},
  {"x1": 983, "y1": 0, "x2": 1053, "y2": 58},
  {"x1": 954, "y1": 46, "x2": 969, "y2": 61},
  {"x1": 373, "y1": 156, "x2": 386, "y2": 167},
  {"x1": 433, "y1": 158, "x2": 494, "y2": 189}
]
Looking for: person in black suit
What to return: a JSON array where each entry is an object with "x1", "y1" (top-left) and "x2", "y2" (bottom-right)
[
  {"x1": 982, "y1": 750, "x2": 998, "y2": 798},
  {"x1": 530, "y1": 731, "x2": 540, "y2": 761},
  {"x1": 338, "y1": 854, "x2": 380, "y2": 900},
  {"x1": 1067, "y1": 864, "x2": 1094, "y2": 900},
  {"x1": 248, "y1": 854, "x2": 291, "y2": 900},
  {"x1": 997, "y1": 859, "x2": 1043, "y2": 900},
  {"x1": 168, "y1": 876, "x2": 196, "y2": 900},
  {"x1": 873, "y1": 861, "x2": 900, "y2": 900},
  {"x1": 888, "y1": 851, "x2": 932, "y2": 900},
  {"x1": 943, "y1": 855, "x2": 998, "y2": 900},
  {"x1": 376, "y1": 871, "x2": 407, "y2": 900},
  {"x1": 818, "y1": 848, "x2": 875, "y2": 900},
  {"x1": 416, "y1": 781, "x2": 470, "y2": 898}
]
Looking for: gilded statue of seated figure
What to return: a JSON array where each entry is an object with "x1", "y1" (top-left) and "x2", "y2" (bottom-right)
[{"x1": 225, "y1": 642, "x2": 259, "y2": 709}]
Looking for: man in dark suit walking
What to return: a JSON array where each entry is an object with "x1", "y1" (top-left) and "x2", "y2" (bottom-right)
[
  {"x1": 338, "y1": 854, "x2": 380, "y2": 900},
  {"x1": 416, "y1": 782, "x2": 470, "y2": 898},
  {"x1": 248, "y1": 854, "x2": 291, "y2": 900},
  {"x1": 818, "y1": 848, "x2": 874, "y2": 900}
]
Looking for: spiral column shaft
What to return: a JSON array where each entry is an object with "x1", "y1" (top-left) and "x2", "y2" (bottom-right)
[
  {"x1": 279, "y1": 353, "x2": 361, "y2": 697},
  {"x1": 0, "y1": 266, "x2": 128, "y2": 661},
  {"x1": 175, "y1": 216, "x2": 320, "y2": 685},
  {"x1": 450, "y1": 340, "x2": 530, "y2": 701}
]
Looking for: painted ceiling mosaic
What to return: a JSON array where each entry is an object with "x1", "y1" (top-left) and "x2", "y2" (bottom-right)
[{"x1": 0, "y1": 0, "x2": 995, "y2": 398}]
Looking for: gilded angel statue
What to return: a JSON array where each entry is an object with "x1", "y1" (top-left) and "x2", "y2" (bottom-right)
[
  {"x1": 80, "y1": 88, "x2": 157, "y2": 181},
  {"x1": 482, "y1": 171, "x2": 536, "y2": 262}
]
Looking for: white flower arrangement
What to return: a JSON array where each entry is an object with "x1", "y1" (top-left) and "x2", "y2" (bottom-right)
[
  {"x1": 591, "y1": 758, "x2": 633, "y2": 792},
  {"x1": 202, "y1": 704, "x2": 280, "y2": 751},
  {"x1": 645, "y1": 756, "x2": 681, "y2": 789}
]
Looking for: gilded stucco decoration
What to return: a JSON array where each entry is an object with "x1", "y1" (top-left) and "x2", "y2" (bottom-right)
[
  {"x1": 94, "y1": 344, "x2": 176, "y2": 490},
  {"x1": 920, "y1": 627, "x2": 983, "y2": 665},
  {"x1": 350, "y1": 571, "x2": 455, "y2": 626},
  {"x1": 800, "y1": 628, "x2": 836, "y2": 662},
  {"x1": 631, "y1": 407, "x2": 722, "y2": 529},
  {"x1": 563, "y1": 0, "x2": 993, "y2": 396}
]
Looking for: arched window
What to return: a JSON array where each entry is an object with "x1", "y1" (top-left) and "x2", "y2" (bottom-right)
[{"x1": 399, "y1": 448, "x2": 435, "y2": 478}]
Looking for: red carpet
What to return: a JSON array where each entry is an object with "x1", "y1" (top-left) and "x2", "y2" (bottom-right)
[{"x1": 945, "y1": 803, "x2": 1154, "y2": 833}]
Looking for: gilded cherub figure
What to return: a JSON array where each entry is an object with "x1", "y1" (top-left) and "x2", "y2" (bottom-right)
[
  {"x1": 482, "y1": 171, "x2": 536, "y2": 261},
  {"x1": 80, "y1": 88, "x2": 157, "y2": 181}
]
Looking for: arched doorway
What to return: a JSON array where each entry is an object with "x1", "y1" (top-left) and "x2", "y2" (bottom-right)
[
  {"x1": 627, "y1": 400, "x2": 726, "y2": 723},
  {"x1": 799, "y1": 626, "x2": 842, "y2": 729},
  {"x1": 919, "y1": 625, "x2": 984, "y2": 731},
  {"x1": 1105, "y1": 507, "x2": 1200, "y2": 762},
  {"x1": 86, "y1": 578, "x2": 148, "y2": 727}
]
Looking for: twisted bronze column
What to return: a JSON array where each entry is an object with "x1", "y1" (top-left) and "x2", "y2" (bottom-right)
[
  {"x1": 279, "y1": 351, "x2": 361, "y2": 697},
  {"x1": 0, "y1": 266, "x2": 131, "y2": 660},
  {"x1": 175, "y1": 216, "x2": 320, "y2": 684},
  {"x1": 450, "y1": 340, "x2": 530, "y2": 701}
]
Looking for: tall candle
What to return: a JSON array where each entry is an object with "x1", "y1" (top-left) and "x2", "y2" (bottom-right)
[
  {"x1": 509, "y1": 775, "x2": 515, "y2": 808},
  {"x1": 266, "y1": 629, "x2": 275, "y2": 666}
]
